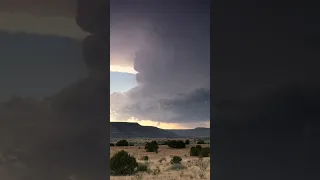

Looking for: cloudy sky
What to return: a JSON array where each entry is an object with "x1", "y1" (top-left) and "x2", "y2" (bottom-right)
[
  {"x1": 110, "y1": 0, "x2": 210, "y2": 129},
  {"x1": 0, "y1": 0, "x2": 210, "y2": 129}
]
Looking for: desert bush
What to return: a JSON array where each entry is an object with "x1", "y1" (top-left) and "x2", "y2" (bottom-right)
[
  {"x1": 190, "y1": 147, "x2": 199, "y2": 156},
  {"x1": 190, "y1": 145, "x2": 202, "y2": 156},
  {"x1": 197, "y1": 140, "x2": 205, "y2": 144},
  {"x1": 110, "y1": 143, "x2": 115, "y2": 146},
  {"x1": 144, "y1": 141, "x2": 159, "y2": 152},
  {"x1": 167, "y1": 140, "x2": 186, "y2": 149},
  {"x1": 136, "y1": 162, "x2": 149, "y2": 172},
  {"x1": 110, "y1": 150, "x2": 138, "y2": 175},
  {"x1": 190, "y1": 146, "x2": 210, "y2": 157},
  {"x1": 170, "y1": 156, "x2": 182, "y2": 164},
  {"x1": 199, "y1": 147, "x2": 210, "y2": 157},
  {"x1": 128, "y1": 142, "x2": 135, "y2": 146},
  {"x1": 185, "y1": 139, "x2": 190, "y2": 145},
  {"x1": 142, "y1": 155, "x2": 148, "y2": 161},
  {"x1": 116, "y1": 139, "x2": 129, "y2": 146}
]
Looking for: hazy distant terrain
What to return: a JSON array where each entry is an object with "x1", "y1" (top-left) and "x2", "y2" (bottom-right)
[{"x1": 110, "y1": 122, "x2": 210, "y2": 139}]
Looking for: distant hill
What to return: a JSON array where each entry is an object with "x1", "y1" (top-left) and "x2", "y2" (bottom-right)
[
  {"x1": 110, "y1": 122, "x2": 179, "y2": 139},
  {"x1": 166, "y1": 127, "x2": 210, "y2": 138},
  {"x1": 110, "y1": 122, "x2": 210, "y2": 139}
]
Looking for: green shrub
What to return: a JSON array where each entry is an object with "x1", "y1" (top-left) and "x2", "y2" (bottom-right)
[
  {"x1": 167, "y1": 140, "x2": 186, "y2": 149},
  {"x1": 142, "y1": 156, "x2": 149, "y2": 161},
  {"x1": 197, "y1": 140, "x2": 205, "y2": 144},
  {"x1": 190, "y1": 147, "x2": 201, "y2": 156},
  {"x1": 190, "y1": 146, "x2": 210, "y2": 157},
  {"x1": 185, "y1": 139, "x2": 190, "y2": 145},
  {"x1": 136, "y1": 162, "x2": 149, "y2": 172},
  {"x1": 170, "y1": 156, "x2": 182, "y2": 164},
  {"x1": 116, "y1": 140, "x2": 129, "y2": 146},
  {"x1": 110, "y1": 143, "x2": 115, "y2": 146},
  {"x1": 110, "y1": 150, "x2": 138, "y2": 175},
  {"x1": 145, "y1": 141, "x2": 159, "y2": 152},
  {"x1": 199, "y1": 147, "x2": 210, "y2": 157},
  {"x1": 128, "y1": 142, "x2": 135, "y2": 146}
]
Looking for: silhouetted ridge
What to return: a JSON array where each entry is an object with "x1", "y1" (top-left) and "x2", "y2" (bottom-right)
[{"x1": 110, "y1": 122, "x2": 179, "y2": 138}]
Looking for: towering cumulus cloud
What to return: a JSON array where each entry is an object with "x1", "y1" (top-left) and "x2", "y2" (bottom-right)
[{"x1": 110, "y1": 0, "x2": 211, "y2": 126}]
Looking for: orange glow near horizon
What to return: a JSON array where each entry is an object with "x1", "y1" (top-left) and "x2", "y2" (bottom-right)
[{"x1": 110, "y1": 65, "x2": 137, "y2": 74}]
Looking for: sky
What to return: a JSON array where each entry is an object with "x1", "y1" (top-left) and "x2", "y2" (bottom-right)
[
  {"x1": 0, "y1": 0, "x2": 211, "y2": 129},
  {"x1": 110, "y1": 0, "x2": 211, "y2": 129}
]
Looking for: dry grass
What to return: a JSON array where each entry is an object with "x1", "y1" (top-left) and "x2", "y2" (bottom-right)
[{"x1": 110, "y1": 141, "x2": 210, "y2": 180}]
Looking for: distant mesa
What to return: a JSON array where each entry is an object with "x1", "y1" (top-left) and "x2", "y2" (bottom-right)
[{"x1": 110, "y1": 122, "x2": 210, "y2": 139}]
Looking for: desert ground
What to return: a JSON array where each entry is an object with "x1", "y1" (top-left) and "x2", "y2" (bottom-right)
[{"x1": 110, "y1": 139, "x2": 210, "y2": 180}]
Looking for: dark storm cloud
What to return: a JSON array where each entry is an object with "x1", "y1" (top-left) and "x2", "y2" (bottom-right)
[{"x1": 110, "y1": 0, "x2": 210, "y2": 123}]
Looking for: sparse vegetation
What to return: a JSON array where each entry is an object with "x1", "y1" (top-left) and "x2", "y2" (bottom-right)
[
  {"x1": 110, "y1": 138, "x2": 210, "y2": 179},
  {"x1": 199, "y1": 147, "x2": 210, "y2": 157},
  {"x1": 142, "y1": 155, "x2": 148, "y2": 161},
  {"x1": 190, "y1": 145, "x2": 210, "y2": 157},
  {"x1": 190, "y1": 146, "x2": 202, "y2": 156},
  {"x1": 136, "y1": 162, "x2": 149, "y2": 172},
  {"x1": 110, "y1": 143, "x2": 115, "y2": 146},
  {"x1": 197, "y1": 140, "x2": 205, "y2": 144},
  {"x1": 185, "y1": 139, "x2": 190, "y2": 145},
  {"x1": 170, "y1": 156, "x2": 182, "y2": 164},
  {"x1": 144, "y1": 141, "x2": 159, "y2": 152},
  {"x1": 110, "y1": 150, "x2": 138, "y2": 175},
  {"x1": 116, "y1": 139, "x2": 129, "y2": 146},
  {"x1": 167, "y1": 140, "x2": 186, "y2": 149}
]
